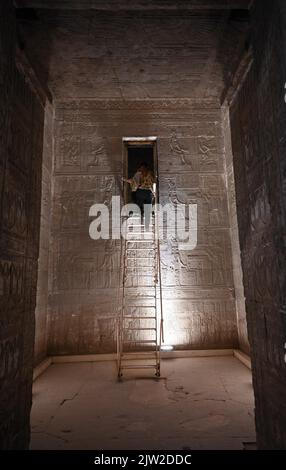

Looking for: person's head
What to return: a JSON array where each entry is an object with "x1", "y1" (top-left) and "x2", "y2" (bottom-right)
[{"x1": 138, "y1": 162, "x2": 148, "y2": 174}]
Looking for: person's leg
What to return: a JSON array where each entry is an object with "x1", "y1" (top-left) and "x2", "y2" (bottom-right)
[
  {"x1": 143, "y1": 190, "x2": 153, "y2": 230},
  {"x1": 131, "y1": 190, "x2": 137, "y2": 205},
  {"x1": 135, "y1": 189, "x2": 144, "y2": 220}
]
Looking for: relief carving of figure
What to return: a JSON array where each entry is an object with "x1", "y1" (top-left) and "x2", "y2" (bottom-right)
[
  {"x1": 170, "y1": 131, "x2": 192, "y2": 167},
  {"x1": 198, "y1": 137, "x2": 217, "y2": 169},
  {"x1": 60, "y1": 135, "x2": 80, "y2": 166},
  {"x1": 87, "y1": 142, "x2": 106, "y2": 167}
]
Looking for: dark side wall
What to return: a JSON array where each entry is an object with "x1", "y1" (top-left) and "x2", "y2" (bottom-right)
[
  {"x1": 229, "y1": 0, "x2": 286, "y2": 449},
  {"x1": 0, "y1": 1, "x2": 44, "y2": 449}
]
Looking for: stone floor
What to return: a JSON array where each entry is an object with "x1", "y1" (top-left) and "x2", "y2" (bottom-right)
[{"x1": 30, "y1": 356, "x2": 256, "y2": 450}]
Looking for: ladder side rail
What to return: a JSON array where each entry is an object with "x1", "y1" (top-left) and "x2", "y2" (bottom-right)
[
  {"x1": 154, "y1": 181, "x2": 164, "y2": 374},
  {"x1": 116, "y1": 211, "x2": 125, "y2": 375},
  {"x1": 153, "y1": 221, "x2": 160, "y2": 375},
  {"x1": 118, "y1": 237, "x2": 127, "y2": 376},
  {"x1": 117, "y1": 210, "x2": 128, "y2": 377},
  {"x1": 154, "y1": 184, "x2": 164, "y2": 346},
  {"x1": 157, "y1": 236, "x2": 164, "y2": 346}
]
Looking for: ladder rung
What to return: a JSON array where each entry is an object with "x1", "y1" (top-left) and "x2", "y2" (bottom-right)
[
  {"x1": 126, "y1": 266, "x2": 156, "y2": 269},
  {"x1": 126, "y1": 246, "x2": 156, "y2": 252},
  {"x1": 126, "y1": 255, "x2": 155, "y2": 260},
  {"x1": 126, "y1": 259, "x2": 155, "y2": 262},
  {"x1": 125, "y1": 296, "x2": 156, "y2": 299},
  {"x1": 126, "y1": 238, "x2": 154, "y2": 241},
  {"x1": 125, "y1": 287, "x2": 157, "y2": 289},
  {"x1": 126, "y1": 229, "x2": 154, "y2": 232},
  {"x1": 125, "y1": 266, "x2": 156, "y2": 269},
  {"x1": 126, "y1": 240, "x2": 154, "y2": 243},
  {"x1": 126, "y1": 241, "x2": 155, "y2": 244},
  {"x1": 123, "y1": 316, "x2": 156, "y2": 319},
  {"x1": 125, "y1": 274, "x2": 156, "y2": 277},
  {"x1": 125, "y1": 294, "x2": 156, "y2": 297},
  {"x1": 123, "y1": 327, "x2": 156, "y2": 330},
  {"x1": 124, "y1": 305, "x2": 156, "y2": 308},
  {"x1": 124, "y1": 284, "x2": 157, "y2": 288},
  {"x1": 127, "y1": 222, "x2": 154, "y2": 225},
  {"x1": 127, "y1": 228, "x2": 154, "y2": 230},
  {"x1": 127, "y1": 217, "x2": 154, "y2": 220},
  {"x1": 127, "y1": 258, "x2": 155, "y2": 261},
  {"x1": 126, "y1": 240, "x2": 154, "y2": 242},
  {"x1": 125, "y1": 274, "x2": 156, "y2": 276},
  {"x1": 122, "y1": 352, "x2": 157, "y2": 357},
  {"x1": 125, "y1": 272, "x2": 156, "y2": 274},
  {"x1": 126, "y1": 263, "x2": 156, "y2": 266},
  {"x1": 127, "y1": 226, "x2": 154, "y2": 229},
  {"x1": 126, "y1": 230, "x2": 154, "y2": 233},
  {"x1": 124, "y1": 307, "x2": 156, "y2": 318},
  {"x1": 126, "y1": 248, "x2": 155, "y2": 251},
  {"x1": 120, "y1": 365, "x2": 157, "y2": 369},
  {"x1": 124, "y1": 309, "x2": 156, "y2": 311},
  {"x1": 126, "y1": 234, "x2": 154, "y2": 238},
  {"x1": 123, "y1": 339, "x2": 157, "y2": 343}
]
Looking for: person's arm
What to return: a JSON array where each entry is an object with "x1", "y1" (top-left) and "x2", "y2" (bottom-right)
[
  {"x1": 133, "y1": 171, "x2": 141, "y2": 186},
  {"x1": 150, "y1": 172, "x2": 156, "y2": 195},
  {"x1": 122, "y1": 177, "x2": 131, "y2": 183},
  {"x1": 130, "y1": 171, "x2": 141, "y2": 191},
  {"x1": 122, "y1": 171, "x2": 141, "y2": 191}
]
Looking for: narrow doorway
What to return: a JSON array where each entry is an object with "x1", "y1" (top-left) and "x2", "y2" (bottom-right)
[{"x1": 122, "y1": 138, "x2": 158, "y2": 204}]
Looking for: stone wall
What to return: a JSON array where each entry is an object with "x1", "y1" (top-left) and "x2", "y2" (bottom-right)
[
  {"x1": 222, "y1": 108, "x2": 249, "y2": 355},
  {"x1": 34, "y1": 104, "x2": 53, "y2": 366},
  {"x1": 0, "y1": 1, "x2": 44, "y2": 449},
  {"x1": 47, "y1": 99, "x2": 238, "y2": 355},
  {"x1": 229, "y1": 0, "x2": 286, "y2": 449}
]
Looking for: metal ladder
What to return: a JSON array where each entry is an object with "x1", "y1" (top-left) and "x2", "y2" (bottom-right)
[{"x1": 117, "y1": 209, "x2": 164, "y2": 378}]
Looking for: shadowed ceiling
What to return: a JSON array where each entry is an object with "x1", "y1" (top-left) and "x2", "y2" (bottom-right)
[{"x1": 15, "y1": 0, "x2": 250, "y2": 102}]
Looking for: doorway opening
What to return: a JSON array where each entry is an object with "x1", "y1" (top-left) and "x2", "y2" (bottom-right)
[{"x1": 122, "y1": 137, "x2": 158, "y2": 204}]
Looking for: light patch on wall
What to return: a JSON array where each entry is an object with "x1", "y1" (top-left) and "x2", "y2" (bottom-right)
[
  {"x1": 161, "y1": 345, "x2": 174, "y2": 351},
  {"x1": 122, "y1": 136, "x2": 157, "y2": 142}
]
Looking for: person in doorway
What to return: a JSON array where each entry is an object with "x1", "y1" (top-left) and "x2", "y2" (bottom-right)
[
  {"x1": 124, "y1": 162, "x2": 155, "y2": 227},
  {"x1": 123, "y1": 167, "x2": 141, "y2": 204}
]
